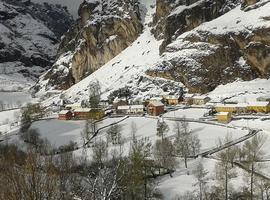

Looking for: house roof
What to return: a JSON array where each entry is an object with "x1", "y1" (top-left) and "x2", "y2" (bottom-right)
[
  {"x1": 59, "y1": 110, "x2": 71, "y2": 115},
  {"x1": 248, "y1": 102, "x2": 270, "y2": 107},
  {"x1": 150, "y1": 97, "x2": 163, "y2": 101},
  {"x1": 65, "y1": 103, "x2": 82, "y2": 108},
  {"x1": 74, "y1": 108, "x2": 92, "y2": 112},
  {"x1": 130, "y1": 105, "x2": 144, "y2": 109},
  {"x1": 193, "y1": 95, "x2": 210, "y2": 100},
  {"x1": 118, "y1": 105, "x2": 130, "y2": 110},
  {"x1": 118, "y1": 105, "x2": 144, "y2": 110},
  {"x1": 215, "y1": 104, "x2": 237, "y2": 108},
  {"x1": 217, "y1": 112, "x2": 230, "y2": 116},
  {"x1": 184, "y1": 94, "x2": 194, "y2": 98},
  {"x1": 148, "y1": 101, "x2": 164, "y2": 107},
  {"x1": 164, "y1": 95, "x2": 180, "y2": 100}
]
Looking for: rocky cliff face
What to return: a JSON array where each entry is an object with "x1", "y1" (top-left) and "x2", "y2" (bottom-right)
[
  {"x1": 147, "y1": 0, "x2": 270, "y2": 93},
  {"x1": 0, "y1": 0, "x2": 73, "y2": 90},
  {"x1": 40, "y1": 0, "x2": 143, "y2": 90},
  {"x1": 153, "y1": 0, "x2": 241, "y2": 52}
]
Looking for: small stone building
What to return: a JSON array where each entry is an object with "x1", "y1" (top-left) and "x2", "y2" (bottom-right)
[{"x1": 147, "y1": 101, "x2": 165, "y2": 116}]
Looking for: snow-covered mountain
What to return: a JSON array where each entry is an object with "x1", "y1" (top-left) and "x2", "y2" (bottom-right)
[
  {"x1": 35, "y1": 0, "x2": 270, "y2": 103},
  {"x1": 0, "y1": 0, "x2": 73, "y2": 91}
]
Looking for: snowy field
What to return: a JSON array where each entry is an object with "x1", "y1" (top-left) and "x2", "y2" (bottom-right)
[
  {"x1": 163, "y1": 108, "x2": 209, "y2": 119},
  {"x1": 28, "y1": 116, "x2": 248, "y2": 152},
  {"x1": 0, "y1": 109, "x2": 20, "y2": 133},
  {"x1": 31, "y1": 119, "x2": 85, "y2": 147},
  {"x1": 0, "y1": 91, "x2": 35, "y2": 134}
]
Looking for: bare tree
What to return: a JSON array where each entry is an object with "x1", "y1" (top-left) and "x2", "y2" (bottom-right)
[
  {"x1": 88, "y1": 81, "x2": 101, "y2": 109},
  {"x1": 107, "y1": 124, "x2": 122, "y2": 145},
  {"x1": 193, "y1": 161, "x2": 208, "y2": 200},
  {"x1": 153, "y1": 138, "x2": 176, "y2": 176},
  {"x1": 156, "y1": 118, "x2": 169, "y2": 140},
  {"x1": 92, "y1": 139, "x2": 108, "y2": 167},
  {"x1": 0, "y1": 100, "x2": 4, "y2": 111},
  {"x1": 173, "y1": 119, "x2": 201, "y2": 168},
  {"x1": 81, "y1": 119, "x2": 97, "y2": 145},
  {"x1": 242, "y1": 134, "x2": 266, "y2": 200},
  {"x1": 216, "y1": 134, "x2": 238, "y2": 200}
]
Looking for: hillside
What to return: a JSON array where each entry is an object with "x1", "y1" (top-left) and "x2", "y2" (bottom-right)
[
  {"x1": 149, "y1": 0, "x2": 270, "y2": 93},
  {"x1": 0, "y1": 0, "x2": 73, "y2": 91},
  {"x1": 35, "y1": 0, "x2": 270, "y2": 103}
]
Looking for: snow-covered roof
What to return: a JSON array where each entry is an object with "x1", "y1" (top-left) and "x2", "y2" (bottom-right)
[
  {"x1": 236, "y1": 103, "x2": 248, "y2": 108},
  {"x1": 118, "y1": 105, "x2": 144, "y2": 110},
  {"x1": 193, "y1": 96, "x2": 210, "y2": 100},
  {"x1": 118, "y1": 105, "x2": 130, "y2": 110},
  {"x1": 59, "y1": 110, "x2": 71, "y2": 115},
  {"x1": 74, "y1": 108, "x2": 91, "y2": 112},
  {"x1": 150, "y1": 97, "x2": 163, "y2": 101},
  {"x1": 164, "y1": 95, "x2": 180, "y2": 100},
  {"x1": 248, "y1": 102, "x2": 270, "y2": 107},
  {"x1": 217, "y1": 112, "x2": 230, "y2": 116},
  {"x1": 184, "y1": 94, "x2": 194, "y2": 98},
  {"x1": 65, "y1": 103, "x2": 81, "y2": 107},
  {"x1": 215, "y1": 104, "x2": 237, "y2": 108},
  {"x1": 148, "y1": 101, "x2": 164, "y2": 107},
  {"x1": 130, "y1": 105, "x2": 144, "y2": 109}
]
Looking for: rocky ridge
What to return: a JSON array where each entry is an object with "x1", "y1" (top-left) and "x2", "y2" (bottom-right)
[
  {"x1": 0, "y1": 0, "x2": 73, "y2": 90},
  {"x1": 40, "y1": 0, "x2": 143, "y2": 91},
  {"x1": 148, "y1": 0, "x2": 270, "y2": 93}
]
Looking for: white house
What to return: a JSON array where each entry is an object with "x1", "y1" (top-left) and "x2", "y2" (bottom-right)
[{"x1": 117, "y1": 105, "x2": 144, "y2": 114}]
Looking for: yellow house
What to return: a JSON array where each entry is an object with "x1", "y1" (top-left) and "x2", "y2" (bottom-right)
[
  {"x1": 247, "y1": 102, "x2": 270, "y2": 113},
  {"x1": 217, "y1": 112, "x2": 232, "y2": 123},
  {"x1": 215, "y1": 104, "x2": 237, "y2": 113},
  {"x1": 164, "y1": 95, "x2": 180, "y2": 105}
]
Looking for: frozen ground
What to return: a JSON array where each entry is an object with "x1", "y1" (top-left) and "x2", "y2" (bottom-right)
[
  {"x1": 163, "y1": 108, "x2": 209, "y2": 119},
  {"x1": 27, "y1": 115, "x2": 248, "y2": 152}
]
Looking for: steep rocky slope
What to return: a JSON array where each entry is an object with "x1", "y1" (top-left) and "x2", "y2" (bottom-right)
[
  {"x1": 0, "y1": 0, "x2": 73, "y2": 90},
  {"x1": 39, "y1": 0, "x2": 143, "y2": 91},
  {"x1": 148, "y1": 0, "x2": 270, "y2": 93},
  {"x1": 37, "y1": 0, "x2": 270, "y2": 101}
]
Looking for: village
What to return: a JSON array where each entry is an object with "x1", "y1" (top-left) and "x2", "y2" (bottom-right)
[{"x1": 57, "y1": 93, "x2": 270, "y2": 124}]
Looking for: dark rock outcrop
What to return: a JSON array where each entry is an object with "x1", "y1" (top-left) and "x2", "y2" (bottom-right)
[{"x1": 153, "y1": 0, "x2": 241, "y2": 53}]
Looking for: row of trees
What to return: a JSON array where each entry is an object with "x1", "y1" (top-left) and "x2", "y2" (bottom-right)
[
  {"x1": 0, "y1": 126, "x2": 161, "y2": 200},
  {"x1": 180, "y1": 133, "x2": 269, "y2": 200}
]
